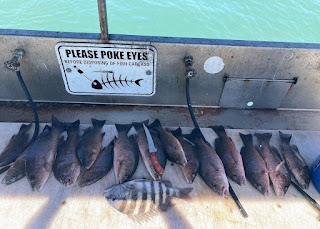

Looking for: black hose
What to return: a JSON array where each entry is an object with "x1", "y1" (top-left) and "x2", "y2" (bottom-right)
[
  {"x1": 185, "y1": 75, "x2": 248, "y2": 218},
  {"x1": 16, "y1": 71, "x2": 39, "y2": 147}
]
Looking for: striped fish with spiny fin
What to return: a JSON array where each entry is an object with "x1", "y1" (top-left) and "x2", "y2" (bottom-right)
[{"x1": 104, "y1": 179, "x2": 192, "y2": 223}]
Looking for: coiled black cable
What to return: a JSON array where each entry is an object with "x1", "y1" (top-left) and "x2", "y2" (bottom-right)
[{"x1": 16, "y1": 71, "x2": 39, "y2": 147}]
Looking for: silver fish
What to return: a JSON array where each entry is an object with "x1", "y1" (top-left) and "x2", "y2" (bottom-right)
[
  {"x1": 53, "y1": 120, "x2": 81, "y2": 187},
  {"x1": 149, "y1": 119, "x2": 187, "y2": 166},
  {"x1": 104, "y1": 179, "x2": 192, "y2": 223},
  {"x1": 279, "y1": 131, "x2": 310, "y2": 189},
  {"x1": 0, "y1": 123, "x2": 31, "y2": 167},
  {"x1": 25, "y1": 116, "x2": 65, "y2": 191},
  {"x1": 77, "y1": 118, "x2": 105, "y2": 169}
]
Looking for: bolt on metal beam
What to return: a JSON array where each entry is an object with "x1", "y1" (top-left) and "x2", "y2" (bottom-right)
[{"x1": 97, "y1": 0, "x2": 108, "y2": 41}]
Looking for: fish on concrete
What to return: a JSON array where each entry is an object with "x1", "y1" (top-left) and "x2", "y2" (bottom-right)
[
  {"x1": 77, "y1": 118, "x2": 105, "y2": 169},
  {"x1": 0, "y1": 123, "x2": 32, "y2": 167},
  {"x1": 25, "y1": 116, "x2": 65, "y2": 191},
  {"x1": 149, "y1": 129, "x2": 167, "y2": 170},
  {"x1": 113, "y1": 124, "x2": 139, "y2": 184},
  {"x1": 148, "y1": 119, "x2": 187, "y2": 166},
  {"x1": 53, "y1": 120, "x2": 81, "y2": 187},
  {"x1": 255, "y1": 133, "x2": 291, "y2": 197},
  {"x1": 210, "y1": 126, "x2": 246, "y2": 186},
  {"x1": 172, "y1": 128, "x2": 199, "y2": 184},
  {"x1": 79, "y1": 140, "x2": 114, "y2": 187},
  {"x1": 132, "y1": 120, "x2": 166, "y2": 181},
  {"x1": 186, "y1": 128, "x2": 229, "y2": 197},
  {"x1": 104, "y1": 179, "x2": 192, "y2": 223},
  {"x1": 239, "y1": 133, "x2": 270, "y2": 195},
  {"x1": 2, "y1": 150, "x2": 27, "y2": 185},
  {"x1": 279, "y1": 131, "x2": 310, "y2": 189}
]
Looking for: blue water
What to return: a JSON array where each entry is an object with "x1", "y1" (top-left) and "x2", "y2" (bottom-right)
[{"x1": 1, "y1": 0, "x2": 320, "y2": 43}]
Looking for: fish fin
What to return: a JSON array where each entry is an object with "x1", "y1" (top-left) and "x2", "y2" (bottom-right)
[
  {"x1": 178, "y1": 187, "x2": 193, "y2": 200},
  {"x1": 239, "y1": 133, "x2": 253, "y2": 146},
  {"x1": 160, "y1": 180, "x2": 172, "y2": 188},
  {"x1": 182, "y1": 137, "x2": 195, "y2": 146},
  {"x1": 65, "y1": 119, "x2": 80, "y2": 130},
  {"x1": 171, "y1": 128, "x2": 182, "y2": 137},
  {"x1": 158, "y1": 200, "x2": 172, "y2": 212},
  {"x1": 40, "y1": 125, "x2": 51, "y2": 136},
  {"x1": 275, "y1": 161, "x2": 286, "y2": 172},
  {"x1": 279, "y1": 131, "x2": 292, "y2": 144},
  {"x1": 190, "y1": 128, "x2": 204, "y2": 140},
  {"x1": 209, "y1": 125, "x2": 226, "y2": 137},
  {"x1": 20, "y1": 123, "x2": 32, "y2": 133},
  {"x1": 52, "y1": 115, "x2": 65, "y2": 132},
  {"x1": 115, "y1": 123, "x2": 132, "y2": 134},
  {"x1": 255, "y1": 132, "x2": 272, "y2": 143},
  {"x1": 290, "y1": 145, "x2": 308, "y2": 166},
  {"x1": 132, "y1": 120, "x2": 149, "y2": 130},
  {"x1": 215, "y1": 138, "x2": 221, "y2": 149},
  {"x1": 91, "y1": 118, "x2": 105, "y2": 127},
  {"x1": 8, "y1": 134, "x2": 16, "y2": 142},
  {"x1": 148, "y1": 119, "x2": 162, "y2": 130},
  {"x1": 271, "y1": 146, "x2": 284, "y2": 161},
  {"x1": 129, "y1": 209, "x2": 159, "y2": 223}
]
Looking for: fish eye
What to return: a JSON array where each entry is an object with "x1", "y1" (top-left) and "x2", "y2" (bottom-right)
[
  {"x1": 213, "y1": 184, "x2": 217, "y2": 187},
  {"x1": 257, "y1": 184, "x2": 262, "y2": 188},
  {"x1": 125, "y1": 173, "x2": 129, "y2": 178},
  {"x1": 232, "y1": 174, "x2": 238, "y2": 178},
  {"x1": 112, "y1": 197, "x2": 116, "y2": 201}
]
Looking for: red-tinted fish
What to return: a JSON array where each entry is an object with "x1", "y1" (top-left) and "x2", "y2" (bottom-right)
[
  {"x1": 172, "y1": 128, "x2": 199, "y2": 184},
  {"x1": 239, "y1": 133, "x2": 269, "y2": 195},
  {"x1": 149, "y1": 119, "x2": 187, "y2": 166},
  {"x1": 279, "y1": 131, "x2": 310, "y2": 189},
  {"x1": 187, "y1": 128, "x2": 229, "y2": 197},
  {"x1": 255, "y1": 133, "x2": 291, "y2": 197},
  {"x1": 211, "y1": 126, "x2": 246, "y2": 186}
]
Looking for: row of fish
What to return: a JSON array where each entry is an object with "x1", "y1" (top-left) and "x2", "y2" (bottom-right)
[{"x1": 0, "y1": 118, "x2": 311, "y2": 199}]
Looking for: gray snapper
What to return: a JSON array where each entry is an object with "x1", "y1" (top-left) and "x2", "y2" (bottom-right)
[
  {"x1": 148, "y1": 119, "x2": 187, "y2": 166},
  {"x1": 79, "y1": 140, "x2": 114, "y2": 187},
  {"x1": 239, "y1": 133, "x2": 269, "y2": 195},
  {"x1": 104, "y1": 179, "x2": 192, "y2": 223},
  {"x1": 0, "y1": 123, "x2": 32, "y2": 167},
  {"x1": 172, "y1": 128, "x2": 199, "y2": 184},
  {"x1": 255, "y1": 133, "x2": 291, "y2": 197},
  {"x1": 77, "y1": 118, "x2": 105, "y2": 169},
  {"x1": 187, "y1": 128, "x2": 229, "y2": 197},
  {"x1": 279, "y1": 131, "x2": 310, "y2": 189},
  {"x1": 25, "y1": 116, "x2": 65, "y2": 191},
  {"x1": 114, "y1": 124, "x2": 139, "y2": 184},
  {"x1": 132, "y1": 120, "x2": 165, "y2": 181},
  {"x1": 211, "y1": 126, "x2": 246, "y2": 186},
  {"x1": 53, "y1": 120, "x2": 81, "y2": 187}
]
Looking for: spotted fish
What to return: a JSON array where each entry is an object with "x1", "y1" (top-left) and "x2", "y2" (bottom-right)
[
  {"x1": 104, "y1": 179, "x2": 192, "y2": 222},
  {"x1": 279, "y1": 131, "x2": 310, "y2": 189}
]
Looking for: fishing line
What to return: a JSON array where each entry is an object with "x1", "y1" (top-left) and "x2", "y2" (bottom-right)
[{"x1": 184, "y1": 56, "x2": 248, "y2": 218}]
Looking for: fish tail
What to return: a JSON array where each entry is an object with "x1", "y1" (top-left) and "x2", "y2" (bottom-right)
[
  {"x1": 178, "y1": 187, "x2": 193, "y2": 201},
  {"x1": 91, "y1": 118, "x2": 106, "y2": 127},
  {"x1": 279, "y1": 131, "x2": 292, "y2": 144},
  {"x1": 171, "y1": 127, "x2": 182, "y2": 137},
  {"x1": 20, "y1": 123, "x2": 32, "y2": 133},
  {"x1": 190, "y1": 128, "x2": 204, "y2": 140},
  {"x1": 209, "y1": 125, "x2": 227, "y2": 137},
  {"x1": 148, "y1": 119, "x2": 162, "y2": 130},
  {"x1": 239, "y1": 133, "x2": 253, "y2": 145},
  {"x1": 132, "y1": 120, "x2": 149, "y2": 130},
  {"x1": 255, "y1": 132, "x2": 272, "y2": 142},
  {"x1": 115, "y1": 123, "x2": 132, "y2": 133},
  {"x1": 65, "y1": 119, "x2": 80, "y2": 130},
  {"x1": 52, "y1": 115, "x2": 65, "y2": 132}
]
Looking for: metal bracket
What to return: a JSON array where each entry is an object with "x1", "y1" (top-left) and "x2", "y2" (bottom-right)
[
  {"x1": 4, "y1": 49, "x2": 25, "y2": 71},
  {"x1": 223, "y1": 75, "x2": 298, "y2": 84},
  {"x1": 184, "y1": 56, "x2": 197, "y2": 78}
]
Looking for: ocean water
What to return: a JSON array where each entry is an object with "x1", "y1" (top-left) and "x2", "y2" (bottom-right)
[{"x1": 0, "y1": 0, "x2": 320, "y2": 43}]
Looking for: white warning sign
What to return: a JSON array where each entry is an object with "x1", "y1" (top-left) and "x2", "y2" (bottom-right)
[{"x1": 55, "y1": 42, "x2": 157, "y2": 96}]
